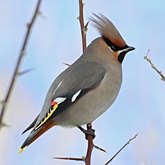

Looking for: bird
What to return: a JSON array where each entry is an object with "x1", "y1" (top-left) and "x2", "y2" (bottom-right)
[{"x1": 19, "y1": 14, "x2": 135, "y2": 153}]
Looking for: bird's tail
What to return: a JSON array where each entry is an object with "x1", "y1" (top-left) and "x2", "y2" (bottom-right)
[{"x1": 18, "y1": 120, "x2": 55, "y2": 153}]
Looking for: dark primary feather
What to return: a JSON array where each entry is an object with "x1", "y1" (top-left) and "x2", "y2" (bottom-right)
[{"x1": 22, "y1": 115, "x2": 39, "y2": 134}]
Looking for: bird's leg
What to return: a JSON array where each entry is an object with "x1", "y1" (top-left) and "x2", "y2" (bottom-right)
[{"x1": 77, "y1": 126, "x2": 96, "y2": 139}]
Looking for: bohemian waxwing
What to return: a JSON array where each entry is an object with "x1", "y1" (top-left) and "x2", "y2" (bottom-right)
[{"x1": 19, "y1": 14, "x2": 135, "y2": 153}]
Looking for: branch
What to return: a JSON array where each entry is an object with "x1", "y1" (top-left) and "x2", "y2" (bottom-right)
[
  {"x1": 54, "y1": 1, "x2": 96, "y2": 165},
  {"x1": 78, "y1": 1, "x2": 94, "y2": 165},
  {"x1": 144, "y1": 49, "x2": 165, "y2": 82},
  {"x1": 78, "y1": 0, "x2": 88, "y2": 51},
  {"x1": 84, "y1": 123, "x2": 94, "y2": 165},
  {"x1": 105, "y1": 133, "x2": 138, "y2": 165},
  {"x1": 0, "y1": 0, "x2": 42, "y2": 129}
]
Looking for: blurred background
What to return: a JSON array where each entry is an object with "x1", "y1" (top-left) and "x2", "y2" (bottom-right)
[{"x1": 0, "y1": 0, "x2": 165, "y2": 164}]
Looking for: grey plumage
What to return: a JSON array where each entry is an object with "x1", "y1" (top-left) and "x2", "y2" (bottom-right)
[
  {"x1": 35, "y1": 60, "x2": 106, "y2": 127},
  {"x1": 19, "y1": 14, "x2": 135, "y2": 152}
]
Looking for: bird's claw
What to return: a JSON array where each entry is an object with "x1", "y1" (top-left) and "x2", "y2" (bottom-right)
[{"x1": 77, "y1": 126, "x2": 96, "y2": 139}]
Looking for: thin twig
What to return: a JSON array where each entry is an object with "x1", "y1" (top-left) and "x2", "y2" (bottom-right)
[
  {"x1": 105, "y1": 133, "x2": 138, "y2": 165},
  {"x1": 0, "y1": 0, "x2": 42, "y2": 129},
  {"x1": 144, "y1": 49, "x2": 165, "y2": 82}
]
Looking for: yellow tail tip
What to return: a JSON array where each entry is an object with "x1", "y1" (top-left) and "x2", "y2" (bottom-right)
[{"x1": 18, "y1": 146, "x2": 27, "y2": 154}]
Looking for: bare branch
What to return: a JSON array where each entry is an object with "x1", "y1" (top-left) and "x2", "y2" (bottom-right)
[
  {"x1": 78, "y1": 0, "x2": 88, "y2": 52},
  {"x1": 0, "y1": 0, "x2": 42, "y2": 129},
  {"x1": 85, "y1": 123, "x2": 94, "y2": 165},
  {"x1": 105, "y1": 133, "x2": 138, "y2": 165},
  {"x1": 78, "y1": 1, "x2": 94, "y2": 165},
  {"x1": 57, "y1": 1, "x2": 95, "y2": 164},
  {"x1": 144, "y1": 49, "x2": 165, "y2": 82}
]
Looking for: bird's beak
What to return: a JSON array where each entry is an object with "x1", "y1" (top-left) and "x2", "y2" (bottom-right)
[
  {"x1": 117, "y1": 46, "x2": 135, "y2": 56},
  {"x1": 125, "y1": 46, "x2": 135, "y2": 53}
]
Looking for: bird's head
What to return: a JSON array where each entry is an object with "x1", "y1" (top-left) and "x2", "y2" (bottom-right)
[{"x1": 91, "y1": 14, "x2": 135, "y2": 63}]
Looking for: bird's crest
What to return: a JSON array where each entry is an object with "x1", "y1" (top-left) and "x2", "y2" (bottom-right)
[{"x1": 91, "y1": 14, "x2": 127, "y2": 50}]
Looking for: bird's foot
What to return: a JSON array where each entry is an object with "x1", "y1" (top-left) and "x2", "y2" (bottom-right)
[{"x1": 77, "y1": 126, "x2": 95, "y2": 139}]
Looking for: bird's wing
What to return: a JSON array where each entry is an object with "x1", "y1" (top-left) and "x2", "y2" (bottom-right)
[
  {"x1": 34, "y1": 61, "x2": 106, "y2": 130},
  {"x1": 19, "y1": 61, "x2": 106, "y2": 152},
  {"x1": 23, "y1": 61, "x2": 106, "y2": 133}
]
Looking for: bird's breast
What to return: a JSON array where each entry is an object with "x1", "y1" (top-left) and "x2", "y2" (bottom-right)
[{"x1": 56, "y1": 64, "x2": 122, "y2": 127}]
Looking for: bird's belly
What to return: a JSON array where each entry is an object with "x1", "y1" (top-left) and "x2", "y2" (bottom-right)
[{"x1": 56, "y1": 73, "x2": 122, "y2": 127}]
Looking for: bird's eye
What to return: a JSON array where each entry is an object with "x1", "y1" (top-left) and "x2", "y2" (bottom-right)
[{"x1": 110, "y1": 45, "x2": 116, "y2": 51}]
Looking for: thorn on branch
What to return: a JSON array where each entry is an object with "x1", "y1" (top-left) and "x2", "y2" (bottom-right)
[
  {"x1": 94, "y1": 144, "x2": 107, "y2": 153},
  {"x1": 54, "y1": 156, "x2": 85, "y2": 162},
  {"x1": 26, "y1": 23, "x2": 30, "y2": 28},
  {"x1": 0, "y1": 122, "x2": 10, "y2": 128},
  {"x1": 63, "y1": 63, "x2": 71, "y2": 67},
  {"x1": 38, "y1": 10, "x2": 47, "y2": 20},
  {"x1": 17, "y1": 68, "x2": 34, "y2": 76},
  {"x1": 83, "y1": 21, "x2": 89, "y2": 35},
  {"x1": 144, "y1": 49, "x2": 165, "y2": 82}
]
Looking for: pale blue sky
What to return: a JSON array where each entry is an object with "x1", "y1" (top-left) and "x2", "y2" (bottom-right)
[{"x1": 0, "y1": 0, "x2": 165, "y2": 165}]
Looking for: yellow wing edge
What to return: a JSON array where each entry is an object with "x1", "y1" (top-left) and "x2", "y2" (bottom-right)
[{"x1": 34, "y1": 104, "x2": 58, "y2": 130}]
